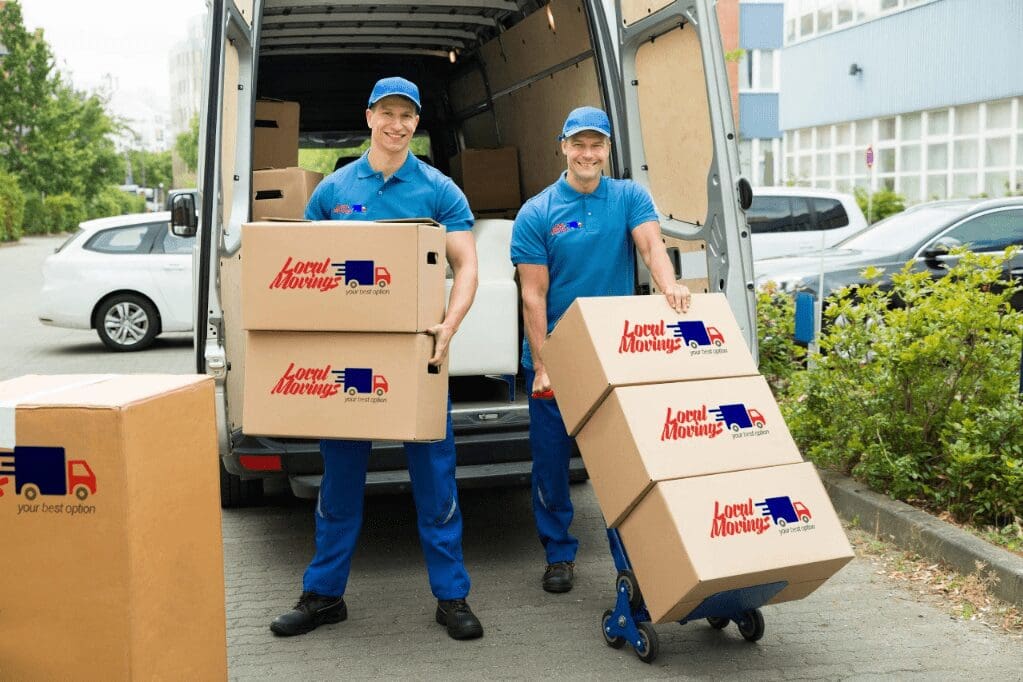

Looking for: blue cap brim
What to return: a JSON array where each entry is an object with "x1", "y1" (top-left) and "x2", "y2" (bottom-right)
[
  {"x1": 559, "y1": 125, "x2": 611, "y2": 140},
  {"x1": 368, "y1": 93, "x2": 421, "y2": 111}
]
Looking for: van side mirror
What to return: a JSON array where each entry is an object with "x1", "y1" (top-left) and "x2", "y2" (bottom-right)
[
  {"x1": 922, "y1": 236, "x2": 960, "y2": 263},
  {"x1": 171, "y1": 193, "x2": 198, "y2": 237}
]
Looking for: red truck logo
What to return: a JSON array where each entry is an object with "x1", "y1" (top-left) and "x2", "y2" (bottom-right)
[
  {"x1": 0, "y1": 447, "x2": 97, "y2": 501},
  {"x1": 709, "y1": 403, "x2": 766, "y2": 432},
  {"x1": 332, "y1": 260, "x2": 391, "y2": 288},
  {"x1": 666, "y1": 320, "x2": 725, "y2": 348},
  {"x1": 755, "y1": 497, "x2": 812, "y2": 527},
  {"x1": 332, "y1": 368, "x2": 389, "y2": 396}
]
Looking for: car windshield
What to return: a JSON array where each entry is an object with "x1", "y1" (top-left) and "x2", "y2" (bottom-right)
[{"x1": 835, "y1": 205, "x2": 967, "y2": 252}]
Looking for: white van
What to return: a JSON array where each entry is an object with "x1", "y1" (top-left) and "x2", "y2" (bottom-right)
[
  {"x1": 172, "y1": 0, "x2": 758, "y2": 506},
  {"x1": 746, "y1": 187, "x2": 867, "y2": 260}
]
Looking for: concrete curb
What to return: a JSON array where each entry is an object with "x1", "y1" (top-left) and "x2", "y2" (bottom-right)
[{"x1": 820, "y1": 470, "x2": 1023, "y2": 608}]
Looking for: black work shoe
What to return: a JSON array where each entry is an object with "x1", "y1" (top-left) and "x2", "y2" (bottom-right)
[
  {"x1": 542, "y1": 561, "x2": 575, "y2": 593},
  {"x1": 270, "y1": 592, "x2": 347, "y2": 637},
  {"x1": 435, "y1": 598, "x2": 484, "y2": 640}
]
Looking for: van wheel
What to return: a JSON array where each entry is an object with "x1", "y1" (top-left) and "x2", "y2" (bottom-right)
[
  {"x1": 23, "y1": 485, "x2": 39, "y2": 501},
  {"x1": 220, "y1": 461, "x2": 264, "y2": 508},
  {"x1": 74, "y1": 485, "x2": 89, "y2": 501},
  {"x1": 95, "y1": 293, "x2": 160, "y2": 352}
]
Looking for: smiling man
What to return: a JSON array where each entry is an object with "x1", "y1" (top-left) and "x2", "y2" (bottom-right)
[
  {"x1": 510, "y1": 106, "x2": 690, "y2": 594},
  {"x1": 271, "y1": 77, "x2": 483, "y2": 641}
]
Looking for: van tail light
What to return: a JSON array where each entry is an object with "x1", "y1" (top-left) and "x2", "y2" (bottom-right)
[{"x1": 239, "y1": 455, "x2": 282, "y2": 472}]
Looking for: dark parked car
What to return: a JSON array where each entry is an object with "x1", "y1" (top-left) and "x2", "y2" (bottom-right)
[{"x1": 754, "y1": 197, "x2": 1023, "y2": 309}]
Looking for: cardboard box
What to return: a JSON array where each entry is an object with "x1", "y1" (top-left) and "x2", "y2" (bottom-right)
[
  {"x1": 618, "y1": 462, "x2": 854, "y2": 624},
  {"x1": 449, "y1": 147, "x2": 521, "y2": 211},
  {"x1": 0, "y1": 375, "x2": 226, "y2": 680},
  {"x1": 241, "y1": 221, "x2": 446, "y2": 332},
  {"x1": 252, "y1": 167, "x2": 323, "y2": 220},
  {"x1": 254, "y1": 99, "x2": 299, "y2": 169},
  {"x1": 542, "y1": 293, "x2": 759, "y2": 436},
  {"x1": 243, "y1": 331, "x2": 448, "y2": 441},
  {"x1": 576, "y1": 375, "x2": 804, "y2": 527}
]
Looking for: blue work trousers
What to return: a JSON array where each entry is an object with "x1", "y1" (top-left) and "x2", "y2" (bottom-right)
[
  {"x1": 525, "y1": 369, "x2": 579, "y2": 564},
  {"x1": 302, "y1": 401, "x2": 471, "y2": 600}
]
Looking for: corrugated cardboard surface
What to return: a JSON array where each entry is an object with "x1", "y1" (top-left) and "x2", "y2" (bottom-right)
[
  {"x1": 0, "y1": 375, "x2": 225, "y2": 680},
  {"x1": 243, "y1": 331, "x2": 447, "y2": 441},
  {"x1": 577, "y1": 375, "x2": 805, "y2": 527},
  {"x1": 618, "y1": 462, "x2": 854, "y2": 624},
  {"x1": 252, "y1": 167, "x2": 324, "y2": 220},
  {"x1": 253, "y1": 100, "x2": 299, "y2": 169},
  {"x1": 241, "y1": 221, "x2": 446, "y2": 332},
  {"x1": 449, "y1": 147, "x2": 521, "y2": 211},
  {"x1": 542, "y1": 293, "x2": 759, "y2": 435}
]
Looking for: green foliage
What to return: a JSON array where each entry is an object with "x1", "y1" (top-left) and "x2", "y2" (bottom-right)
[
  {"x1": 297, "y1": 135, "x2": 433, "y2": 176},
  {"x1": 43, "y1": 193, "x2": 86, "y2": 233},
  {"x1": 85, "y1": 186, "x2": 144, "y2": 219},
  {"x1": 854, "y1": 187, "x2": 906, "y2": 223},
  {"x1": 0, "y1": 2, "x2": 122, "y2": 203},
  {"x1": 175, "y1": 114, "x2": 200, "y2": 173},
  {"x1": 756, "y1": 283, "x2": 806, "y2": 394},
  {"x1": 122, "y1": 148, "x2": 173, "y2": 190},
  {"x1": 21, "y1": 191, "x2": 45, "y2": 234},
  {"x1": 783, "y1": 249, "x2": 1023, "y2": 525},
  {"x1": 0, "y1": 170, "x2": 26, "y2": 242}
]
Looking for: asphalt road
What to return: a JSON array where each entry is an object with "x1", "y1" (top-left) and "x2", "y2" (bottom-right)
[{"x1": 3, "y1": 235, "x2": 1021, "y2": 680}]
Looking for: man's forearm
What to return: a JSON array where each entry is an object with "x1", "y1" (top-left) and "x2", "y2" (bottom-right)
[
  {"x1": 522, "y1": 294, "x2": 549, "y2": 372},
  {"x1": 443, "y1": 268, "x2": 477, "y2": 333}
]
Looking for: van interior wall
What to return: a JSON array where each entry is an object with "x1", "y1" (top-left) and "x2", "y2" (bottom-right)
[{"x1": 449, "y1": 0, "x2": 602, "y2": 199}]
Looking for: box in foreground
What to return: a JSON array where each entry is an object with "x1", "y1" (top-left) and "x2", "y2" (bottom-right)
[
  {"x1": 576, "y1": 375, "x2": 804, "y2": 527},
  {"x1": 0, "y1": 374, "x2": 225, "y2": 680},
  {"x1": 618, "y1": 462, "x2": 854, "y2": 624},
  {"x1": 243, "y1": 331, "x2": 448, "y2": 441}
]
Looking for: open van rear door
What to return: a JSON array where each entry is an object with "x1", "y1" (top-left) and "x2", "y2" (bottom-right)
[
  {"x1": 614, "y1": 0, "x2": 757, "y2": 356},
  {"x1": 194, "y1": 0, "x2": 256, "y2": 452}
]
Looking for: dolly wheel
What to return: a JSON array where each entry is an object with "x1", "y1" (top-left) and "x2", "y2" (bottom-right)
[
  {"x1": 601, "y1": 609, "x2": 625, "y2": 649},
  {"x1": 633, "y1": 622, "x2": 659, "y2": 664},
  {"x1": 706, "y1": 616, "x2": 729, "y2": 630},
  {"x1": 616, "y1": 570, "x2": 644, "y2": 610},
  {"x1": 737, "y1": 609, "x2": 765, "y2": 642}
]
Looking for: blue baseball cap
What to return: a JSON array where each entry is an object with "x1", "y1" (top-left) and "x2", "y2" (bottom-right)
[
  {"x1": 559, "y1": 106, "x2": 611, "y2": 140},
  {"x1": 367, "y1": 76, "x2": 421, "y2": 112}
]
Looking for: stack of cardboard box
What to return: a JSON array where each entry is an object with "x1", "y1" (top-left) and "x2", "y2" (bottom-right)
[
  {"x1": 0, "y1": 375, "x2": 226, "y2": 679},
  {"x1": 542, "y1": 294, "x2": 853, "y2": 624},
  {"x1": 240, "y1": 220, "x2": 450, "y2": 441},
  {"x1": 252, "y1": 99, "x2": 324, "y2": 220}
]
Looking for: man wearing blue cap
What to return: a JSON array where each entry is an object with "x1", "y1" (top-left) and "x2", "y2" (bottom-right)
[
  {"x1": 271, "y1": 77, "x2": 484, "y2": 640},
  {"x1": 510, "y1": 106, "x2": 691, "y2": 593}
]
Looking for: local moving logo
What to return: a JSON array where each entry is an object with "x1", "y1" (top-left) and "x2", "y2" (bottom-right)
[
  {"x1": 269, "y1": 257, "x2": 392, "y2": 293},
  {"x1": 710, "y1": 496, "x2": 814, "y2": 538},
  {"x1": 618, "y1": 320, "x2": 727, "y2": 356},
  {"x1": 550, "y1": 220, "x2": 583, "y2": 235},
  {"x1": 271, "y1": 363, "x2": 389, "y2": 402},
  {"x1": 661, "y1": 403, "x2": 768, "y2": 441},
  {"x1": 0, "y1": 447, "x2": 98, "y2": 517}
]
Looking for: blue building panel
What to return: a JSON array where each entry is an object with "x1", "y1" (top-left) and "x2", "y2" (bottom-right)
[
  {"x1": 780, "y1": 0, "x2": 1023, "y2": 130},
  {"x1": 740, "y1": 93, "x2": 781, "y2": 139},
  {"x1": 740, "y1": 3, "x2": 784, "y2": 50}
]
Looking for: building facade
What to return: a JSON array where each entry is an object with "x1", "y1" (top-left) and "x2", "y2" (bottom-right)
[
  {"x1": 779, "y1": 0, "x2": 1023, "y2": 201},
  {"x1": 168, "y1": 13, "x2": 206, "y2": 137},
  {"x1": 737, "y1": 0, "x2": 784, "y2": 186}
]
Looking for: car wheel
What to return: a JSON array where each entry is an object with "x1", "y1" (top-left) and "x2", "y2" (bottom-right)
[{"x1": 95, "y1": 293, "x2": 160, "y2": 352}]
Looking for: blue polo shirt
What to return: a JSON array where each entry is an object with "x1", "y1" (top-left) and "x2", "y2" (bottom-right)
[
  {"x1": 510, "y1": 173, "x2": 659, "y2": 369},
  {"x1": 305, "y1": 151, "x2": 473, "y2": 231}
]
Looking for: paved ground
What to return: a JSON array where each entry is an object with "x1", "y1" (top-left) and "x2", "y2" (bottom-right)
[{"x1": 4, "y1": 235, "x2": 1022, "y2": 679}]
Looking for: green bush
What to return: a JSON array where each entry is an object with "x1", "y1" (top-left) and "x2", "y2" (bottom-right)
[
  {"x1": 0, "y1": 170, "x2": 26, "y2": 242},
  {"x1": 118, "y1": 191, "x2": 146, "y2": 214},
  {"x1": 783, "y1": 249, "x2": 1023, "y2": 525},
  {"x1": 43, "y1": 193, "x2": 86, "y2": 233},
  {"x1": 22, "y1": 191, "x2": 46, "y2": 235},
  {"x1": 854, "y1": 187, "x2": 906, "y2": 223},
  {"x1": 756, "y1": 283, "x2": 806, "y2": 394},
  {"x1": 87, "y1": 185, "x2": 126, "y2": 219}
]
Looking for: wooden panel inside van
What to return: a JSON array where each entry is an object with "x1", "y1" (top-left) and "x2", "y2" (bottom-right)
[
  {"x1": 621, "y1": 0, "x2": 676, "y2": 26},
  {"x1": 635, "y1": 25, "x2": 711, "y2": 226}
]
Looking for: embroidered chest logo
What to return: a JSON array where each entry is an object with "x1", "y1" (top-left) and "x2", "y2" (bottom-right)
[
  {"x1": 550, "y1": 220, "x2": 583, "y2": 235},
  {"x1": 333, "y1": 204, "x2": 368, "y2": 215}
]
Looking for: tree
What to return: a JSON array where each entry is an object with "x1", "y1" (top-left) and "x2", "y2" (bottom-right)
[
  {"x1": 123, "y1": 147, "x2": 173, "y2": 190},
  {"x1": 175, "y1": 113, "x2": 200, "y2": 173}
]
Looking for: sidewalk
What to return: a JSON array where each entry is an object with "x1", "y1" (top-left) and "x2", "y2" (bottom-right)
[{"x1": 820, "y1": 470, "x2": 1023, "y2": 608}]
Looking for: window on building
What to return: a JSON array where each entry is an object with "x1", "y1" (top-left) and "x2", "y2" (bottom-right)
[
  {"x1": 927, "y1": 109, "x2": 949, "y2": 136},
  {"x1": 738, "y1": 51, "x2": 752, "y2": 90},
  {"x1": 817, "y1": 4, "x2": 834, "y2": 31},
  {"x1": 836, "y1": 0, "x2": 855, "y2": 24},
  {"x1": 985, "y1": 138, "x2": 1011, "y2": 167},
  {"x1": 799, "y1": 0, "x2": 815, "y2": 37},
  {"x1": 757, "y1": 50, "x2": 776, "y2": 90},
  {"x1": 878, "y1": 118, "x2": 896, "y2": 141},
  {"x1": 986, "y1": 100, "x2": 1013, "y2": 130},
  {"x1": 956, "y1": 105, "x2": 980, "y2": 135},
  {"x1": 901, "y1": 113, "x2": 922, "y2": 140}
]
